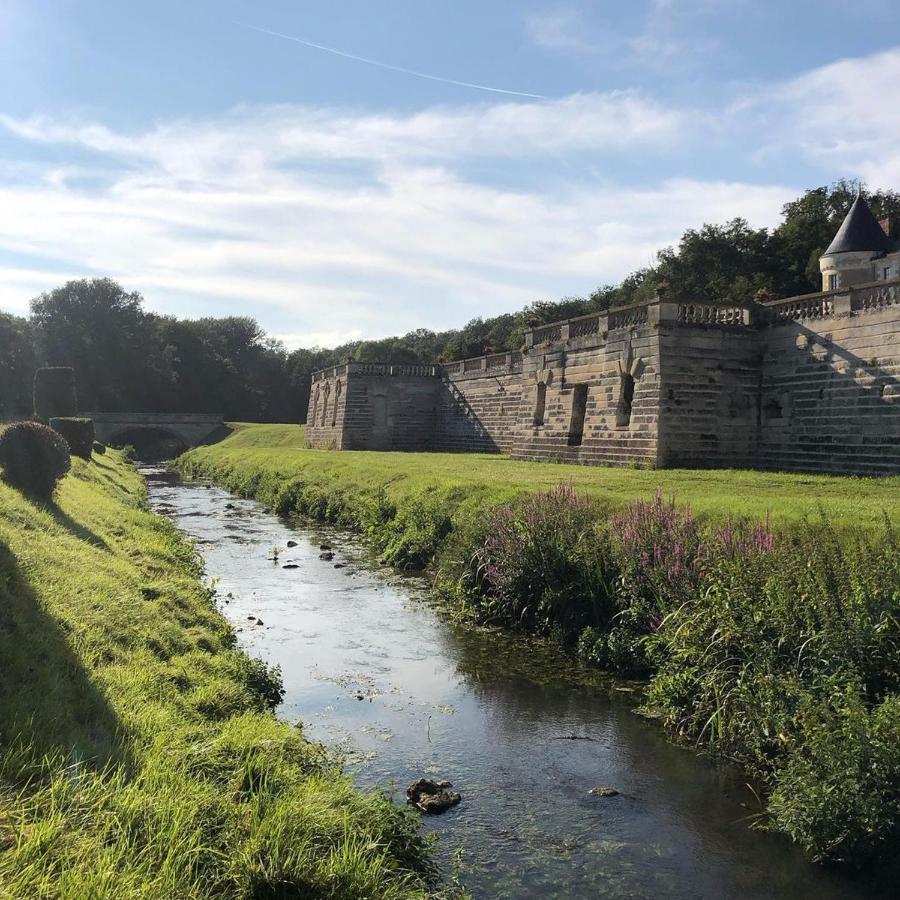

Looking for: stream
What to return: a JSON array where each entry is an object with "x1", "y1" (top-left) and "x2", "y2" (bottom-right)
[{"x1": 145, "y1": 466, "x2": 891, "y2": 899}]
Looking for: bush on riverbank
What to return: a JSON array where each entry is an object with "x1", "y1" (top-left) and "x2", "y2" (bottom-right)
[
  {"x1": 50, "y1": 416, "x2": 95, "y2": 460},
  {"x1": 468, "y1": 485, "x2": 618, "y2": 642},
  {"x1": 0, "y1": 420, "x2": 71, "y2": 498},
  {"x1": 0, "y1": 452, "x2": 432, "y2": 898},
  {"x1": 176, "y1": 425, "x2": 900, "y2": 866}
]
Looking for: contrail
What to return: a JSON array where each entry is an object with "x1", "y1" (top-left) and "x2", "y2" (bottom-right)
[{"x1": 235, "y1": 21, "x2": 547, "y2": 100}]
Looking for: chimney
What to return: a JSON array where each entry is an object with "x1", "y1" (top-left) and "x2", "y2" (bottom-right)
[{"x1": 878, "y1": 214, "x2": 900, "y2": 241}]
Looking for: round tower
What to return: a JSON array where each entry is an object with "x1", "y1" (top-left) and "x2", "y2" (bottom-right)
[{"x1": 819, "y1": 194, "x2": 898, "y2": 290}]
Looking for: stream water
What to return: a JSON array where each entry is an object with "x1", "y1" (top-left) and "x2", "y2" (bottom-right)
[{"x1": 145, "y1": 467, "x2": 892, "y2": 899}]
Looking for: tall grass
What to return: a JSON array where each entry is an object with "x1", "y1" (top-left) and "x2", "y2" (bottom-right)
[{"x1": 0, "y1": 453, "x2": 432, "y2": 898}]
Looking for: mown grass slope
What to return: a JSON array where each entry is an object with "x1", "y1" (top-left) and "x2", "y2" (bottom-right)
[
  {"x1": 191, "y1": 423, "x2": 900, "y2": 532},
  {"x1": 0, "y1": 449, "x2": 430, "y2": 899}
]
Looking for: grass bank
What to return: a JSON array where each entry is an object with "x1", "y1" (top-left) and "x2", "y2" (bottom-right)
[
  {"x1": 0, "y1": 448, "x2": 432, "y2": 898},
  {"x1": 178, "y1": 424, "x2": 900, "y2": 867},
  {"x1": 184, "y1": 423, "x2": 900, "y2": 534}
]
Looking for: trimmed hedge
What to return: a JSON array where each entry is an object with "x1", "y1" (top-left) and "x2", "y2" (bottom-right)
[
  {"x1": 50, "y1": 417, "x2": 95, "y2": 460},
  {"x1": 33, "y1": 367, "x2": 78, "y2": 421},
  {"x1": 0, "y1": 422, "x2": 71, "y2": 498}
]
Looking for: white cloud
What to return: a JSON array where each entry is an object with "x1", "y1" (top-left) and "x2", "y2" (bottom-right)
[
  {"x1": 0, "y1": 91, "x2": 711, "y2": 339},
  {"x1": 1, "y1": 90, "x2": 685, "y2": 173},
  {"x1": 752, "y1": 48, "x2": 900, "y2": 186}
]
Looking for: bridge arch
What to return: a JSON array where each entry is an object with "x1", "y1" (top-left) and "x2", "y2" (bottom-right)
[
  {"x1": 84, "y1": 413, "x2": 226, "y2": 459},
  {"x1": 105, "y1": 426, "x2": 189, "y2": 460}
]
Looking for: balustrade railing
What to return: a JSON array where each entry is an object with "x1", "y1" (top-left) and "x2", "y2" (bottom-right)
[
  {"x1": 852, "y1": 280, "x2": 900, "y2": 311},
  {"x1": 311, "y1": 362, "x2": 438, "y2": 381},
  {"x1": 531, "y1": 323, "x2": 562, "y2": 345},
  {"x1": 608, "y1": 304, "x2": 649, "y2": 329},
  {"x1": 767, "y1": 294, "x2": 836, "y2": 322},
  {"x1": 569, "y1": 315, "x2": 601, "y2": 338},
  {"x1": 677, "y1": 302, "x2": 749, "y2": 326}
]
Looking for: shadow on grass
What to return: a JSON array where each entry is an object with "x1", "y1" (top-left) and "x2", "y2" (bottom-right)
[
  {"x1": 0, "y1": 536, "x2": 127, "y2": 775},
  {"x1": 45, "y1": 502, "x2": 111, "y2": 552}
]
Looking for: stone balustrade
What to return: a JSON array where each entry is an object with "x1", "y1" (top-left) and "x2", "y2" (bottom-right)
[{"x1": 309, "y1": 278, "x2": 900, "y2": 386}]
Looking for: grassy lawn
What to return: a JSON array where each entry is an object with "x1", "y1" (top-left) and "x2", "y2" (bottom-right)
[
  {"x1": 200, "y1": 423, "x2": 900, "y2": 531},
  {"x1": 0, "y1": 447, "x2": 429, "y2": 899}
]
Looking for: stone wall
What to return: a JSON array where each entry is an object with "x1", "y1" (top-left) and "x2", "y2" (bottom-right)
[
  {"x1": 305, "y1": 280, "x2": 900, "y2": 475},
  {"x1": 511, "y1": 305, "x2": 662, "y2": 467},
  {"x1": 655, "y1": 302, "x2": 761, "y2": 469},
  {"x1": 438, "y1": 354, "x2": 524, "y2": 453},
  {"x1": 304, "y1": 367, "x2": 348, "y2": 449},
  {"x1": 306, "y1": 364, "x2": 441, "y2": 451},
  {"x1": 756, "y1": 284, "x2": 900, "y2": 475}
]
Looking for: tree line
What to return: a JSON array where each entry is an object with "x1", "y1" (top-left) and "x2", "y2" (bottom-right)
[{"x1": 2, "y1": 181, "x2": 897, "y2": 423}]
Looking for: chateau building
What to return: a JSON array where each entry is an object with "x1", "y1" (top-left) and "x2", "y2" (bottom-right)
[{"x1": 307, "y1": 198, "x2": 900, "y2": 475}]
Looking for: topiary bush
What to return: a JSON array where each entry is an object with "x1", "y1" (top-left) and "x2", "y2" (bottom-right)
[
  {"x1": 50, "y1": 417, "x2": 95, "y2": 460},
  {"x1": 0, "y1": 422, "x2": 71, "y2": 499},
  {"x1": 33, "y1": 367, "x2": 78, "y2": 421}
]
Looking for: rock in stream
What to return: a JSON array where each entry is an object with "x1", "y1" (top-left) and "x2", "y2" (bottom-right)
[{"x1": 406, "y1": 778, "x2": 461, "y2": 814}]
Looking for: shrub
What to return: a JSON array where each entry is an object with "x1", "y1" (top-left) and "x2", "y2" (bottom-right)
[
  {"x1": 471, "y1": 484, "x2": 618, "y2": 641},
  {"x1": 377, "y1": 490, "x2": 452, "y2": 570},
  {"x1": 609, "y1": 491, "x2": 705, "y2": 624},
  {"x1": 33, "y1": 367, "x2": 77, "y2": 421},
  {"x1": 92, "y1": 441, "x2": 106, "y2": 455},
  {"x1": 645, "y1": 520, "x2": 899, "y2": 862},
  {"x1": 50, "y1": 417, "x2": 95, "y2": 460},
  {"x1": 0, "y1": 422, "x2": 71, "y2": 498},
  {"x1": 769, "y1": 691, "x2": 900, "y2": 862}
]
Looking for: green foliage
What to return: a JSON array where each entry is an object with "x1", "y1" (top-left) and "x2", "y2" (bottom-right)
[
  {"x1": 33, "y1": 365, "x2": 78, "y2": 420},
  {"x1": 377, "y1": 491, "x2": 452, "y2": 570},
  {"x1": 0, "y1": 449, "x2": 431, "y2": 898},
  {"x1": 0, "y1": 421, "x2": 71, "y2": 498},
  {"x1": 50, "y1": 417, "x2": 95, "y2": 460},
  {"x1": 23, "y1": 278, "x2": 297, "y2": 422},
  {"x1": 644, "y1": 521, "x2": 899, "y2": 861},
  {"x1": 621, "y1": 180, "x2": 900, "y2": 302},
  {"x1": 468, "y1": 485, "x2": 618, "y2": 641},
  {"x1": 768, "y1": 692, "x2": 900, "y2": 862}
]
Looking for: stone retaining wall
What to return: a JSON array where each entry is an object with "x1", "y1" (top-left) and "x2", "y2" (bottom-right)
[{"x1": 305, "y1": 281, "x2": 900, "y2": 475}]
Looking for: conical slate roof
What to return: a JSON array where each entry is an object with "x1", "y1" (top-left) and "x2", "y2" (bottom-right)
[{"x1": 824, "y1": 195, "x2": 897, "y2": 255}]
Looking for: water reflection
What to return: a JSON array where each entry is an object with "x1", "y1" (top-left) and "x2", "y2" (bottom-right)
[{"x1": 145, "y1": 467, "x2": 893, "y2": 900}]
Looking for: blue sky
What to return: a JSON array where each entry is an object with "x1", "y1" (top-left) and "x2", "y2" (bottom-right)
[{"x1": 2, "y1": 1, "x2": 899, "y2": 347}]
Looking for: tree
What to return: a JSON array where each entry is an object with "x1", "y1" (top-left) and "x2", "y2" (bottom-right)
[{"x1": 30, "y1": 278, "x2": 161, "y2": 411}]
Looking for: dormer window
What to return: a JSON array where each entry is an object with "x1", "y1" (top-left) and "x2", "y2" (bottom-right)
[
  {"x1": 884, "y1": 266, "x2": 892, "y2": 280},
  {"x1": 828, "y1": 273, "x2": 839, "y2": 290}
]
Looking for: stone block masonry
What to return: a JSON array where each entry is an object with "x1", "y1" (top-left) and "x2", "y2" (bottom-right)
[{"x1": 306, "y1": 280, "x2": 900, "y2": 476}]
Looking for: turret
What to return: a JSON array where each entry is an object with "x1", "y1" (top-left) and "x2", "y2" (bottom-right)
[{"x1": 819, "y1": 194, "x2": 900, "y2": 290}]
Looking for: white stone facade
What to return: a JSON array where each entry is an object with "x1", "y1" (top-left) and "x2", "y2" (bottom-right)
[{"x1": 820, "y1": 247, "x2": 900, "y2": 290}]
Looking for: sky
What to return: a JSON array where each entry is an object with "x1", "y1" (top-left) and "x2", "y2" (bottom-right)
[{"x1": 2, "y1": 1, "x2": 900, "y2": 349}]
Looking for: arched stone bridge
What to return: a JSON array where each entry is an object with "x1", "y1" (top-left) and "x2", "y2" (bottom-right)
[{"x1": 83, "y1": 413, "x2": 226, "y2": 453}]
